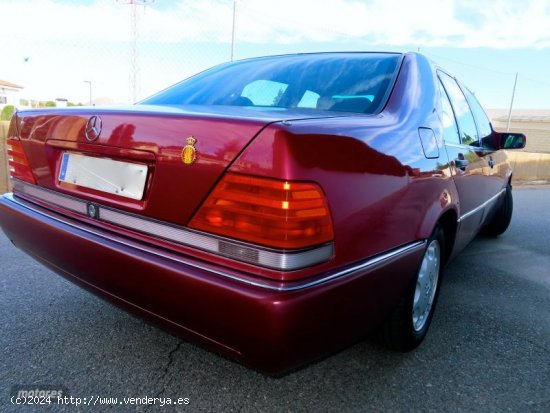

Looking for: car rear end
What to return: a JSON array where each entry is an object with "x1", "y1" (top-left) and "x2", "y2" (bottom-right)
[{"x1": 0, "y1": 53, "x2": 428, "y2": 373}]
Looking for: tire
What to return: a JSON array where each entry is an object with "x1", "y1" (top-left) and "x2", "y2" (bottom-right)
[
  {"x1": 382, "y1": 225, "x2": 445, "y2": 352},
  {"x1": 482, "y1": 183, "x2": 513, "y2": 237}
]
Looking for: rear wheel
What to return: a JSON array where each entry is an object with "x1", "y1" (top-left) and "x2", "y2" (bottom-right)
[
  {"x1": 382, "y1": 225, "x2": 445, "y2": 352},
  {"x1": 482, "y1": 183, "x2": 513, "y2": 237}
]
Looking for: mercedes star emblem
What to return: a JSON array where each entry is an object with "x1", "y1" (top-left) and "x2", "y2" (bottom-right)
[{"x1": 84, "y1": 115, "x2": 102, "y2": 142}]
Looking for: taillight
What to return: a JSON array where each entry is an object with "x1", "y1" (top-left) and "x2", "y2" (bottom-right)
[
  {"x1": 189, "y1": 173, "x2": 334, "y2": 250},
  {"x1": 6, "y1": 138, "x2": 36, "y2": 184}
]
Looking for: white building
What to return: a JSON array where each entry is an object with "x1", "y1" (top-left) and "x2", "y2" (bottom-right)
[
  {"x1": 0, "y1": 79, "x2": 24, "y2": 108},
  {"x1": 56, "y1": 98, "x2": 68, "y2": 108}
]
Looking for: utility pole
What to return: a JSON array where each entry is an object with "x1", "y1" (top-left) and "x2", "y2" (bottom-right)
[
  {"x1": 506, "y1": 72, "x2": 518, "y2": 132},
  {"x1": 231, "y1": 0, "x2": 237, "y2": 61},
  {"x1": 84, "y1": 80, "x2": 92, "y2": 105},
  {"x1": 117, "y1": 0, "x2": 155, "y2": 103}
]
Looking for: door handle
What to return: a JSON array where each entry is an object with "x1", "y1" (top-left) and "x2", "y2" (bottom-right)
[{"x1": 454, "y1": 158, "x2": 469, "y2": 170}]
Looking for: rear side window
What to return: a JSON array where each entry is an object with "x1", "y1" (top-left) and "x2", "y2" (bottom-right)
[
  {"x1": 241, "y1": 80, "x2": 288, "y2": 106},
  {"x1": 461, "y1": 86, "x2": 493, "y2": 141},
  {"x1": 142, "y1": 53, "x2": 402, "y2": 114},
  {"x1": 438, "y1": 81, "x2": 460, "y2": 145},
  {"x1": 438, "y1": 72, "x2": 479, "y2": 146},
  {"x1": 297, "y1": 90, "x2": 320, "y2": 108}
]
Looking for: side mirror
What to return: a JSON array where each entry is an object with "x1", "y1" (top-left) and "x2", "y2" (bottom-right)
[{"x1": 500, "y1": 132, "x2": 526, "y2": 149}]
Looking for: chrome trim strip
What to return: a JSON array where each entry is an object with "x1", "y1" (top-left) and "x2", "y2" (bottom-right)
[
  {"x1": 3, "y1": 193, "x2": 426, "y2": 292},
  {"x1": 98, "y1": 207, "x2": 218, "y2": 253},
  {"x1": 22, "y1": 184, "x2": 87, "y2": 215},
  {"x1": 292, "y1": 240, "x2": 427, "y2": 290},
  {"x1": 11, "y1": 181, "x2": 332, "y2": 271},
  {"x1": 457, "y1": 188, "x2": 505, "y2": 222},
  {"x1": 100, "y1": 206, "x2": 335, "y2": 271},
  {"x1": 445, "y1": 142, "x2": 494, "y2": 153},
  {"x1": 445, "y1": 142, "x2": 475, "y2": 150}
]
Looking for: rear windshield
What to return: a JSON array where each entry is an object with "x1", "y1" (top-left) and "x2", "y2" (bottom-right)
[{"x1": 141, "y1": 53, "x2": 402, "y2": 114}]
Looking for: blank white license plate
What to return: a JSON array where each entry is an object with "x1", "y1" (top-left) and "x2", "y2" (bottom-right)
[{"x1": 58, "y1": 152, "x2": 148, "y2": 200}]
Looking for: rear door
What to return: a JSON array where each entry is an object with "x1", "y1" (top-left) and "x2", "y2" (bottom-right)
[
  {"x1": 461, "y1": 85, "x2": 508, "y2": 196},
  {"x1": 438, "y1": 71, "x2": 490, "y2": 246}
]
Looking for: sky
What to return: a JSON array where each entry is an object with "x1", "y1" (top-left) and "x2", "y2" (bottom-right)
[{"x1": 1, "y1": 0, "x2": 549, "y2": 108}]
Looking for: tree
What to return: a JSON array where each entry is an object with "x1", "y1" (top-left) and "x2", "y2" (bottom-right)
[
  {"x1": 0, "y1": 105, "x2": 15, "y2": 121},
  {"x1": 272, "y1": 88, "x2": 284, "y2": 106}
]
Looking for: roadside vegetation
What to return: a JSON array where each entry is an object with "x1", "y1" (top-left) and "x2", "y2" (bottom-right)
[{"x1": 0, "y1": 105, "x2": 15, "y2": 121}]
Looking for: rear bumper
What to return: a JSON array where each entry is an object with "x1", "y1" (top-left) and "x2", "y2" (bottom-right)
[{"x1": 0, "y1": 193, "x2": 424, "y2": 374}]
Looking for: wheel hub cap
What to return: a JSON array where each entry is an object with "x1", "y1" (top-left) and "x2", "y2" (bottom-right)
[{"x1": 412, "y1": 239, "x2": 441, "y2": 332}]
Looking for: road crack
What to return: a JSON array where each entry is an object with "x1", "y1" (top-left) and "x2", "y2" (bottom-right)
[{"x1": 143, "y1": 340, "x2": 184, "y2": 412}]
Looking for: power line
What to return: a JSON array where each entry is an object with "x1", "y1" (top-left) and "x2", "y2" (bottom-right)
[
  {"x1": 520, "y1": 76, "x2": 550, "y2": 89},
  {"x1": 422, "y1": 51, "x2": 516, "y2": 77},
  {"x1": 423, "y1": 51, "x2": 550, "y2": 89}
]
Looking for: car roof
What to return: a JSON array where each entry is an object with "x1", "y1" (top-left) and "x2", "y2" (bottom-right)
[{"x1": 227, "y1": 51, "x2": 404, "y2": 64}]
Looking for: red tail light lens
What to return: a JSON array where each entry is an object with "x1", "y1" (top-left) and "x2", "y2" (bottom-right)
[
  {"x1": 6, "y1": 138, "x2": 36, "y2": 184},
  {"x1": 189, "y1": 173, "x2": 334, "y2": 249}
]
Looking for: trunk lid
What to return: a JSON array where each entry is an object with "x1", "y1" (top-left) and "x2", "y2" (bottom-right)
[{"x1": 14, "y1": 105, "x2": 333, "y2": 225}]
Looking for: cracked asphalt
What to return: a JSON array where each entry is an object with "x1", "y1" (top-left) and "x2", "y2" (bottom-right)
[{"x1": 1, "y1": 186, "x2": 549, "y2": 412}]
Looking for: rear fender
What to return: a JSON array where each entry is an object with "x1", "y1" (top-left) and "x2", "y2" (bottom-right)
[{"x1": 416, "y1": 188, "x2": 459, "y2": 243}]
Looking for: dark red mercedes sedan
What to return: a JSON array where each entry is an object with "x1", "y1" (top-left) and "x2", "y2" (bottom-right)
[{"x1": 0, "y1": 52, "x2": 525, "y2": 374}]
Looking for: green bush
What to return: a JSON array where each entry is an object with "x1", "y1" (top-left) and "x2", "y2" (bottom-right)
[{"x1": 0, "y1": 105, "x2": 15, "y2": 121}]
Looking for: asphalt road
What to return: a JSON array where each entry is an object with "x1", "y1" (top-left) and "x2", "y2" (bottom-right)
[{"x1": 1, "y1": 186, "x2": 549, "y2": 412}]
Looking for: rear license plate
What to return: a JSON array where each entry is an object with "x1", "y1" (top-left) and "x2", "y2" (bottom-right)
[{"x1": 59, "y1": 152, "x2": 148, "y2": 200}]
